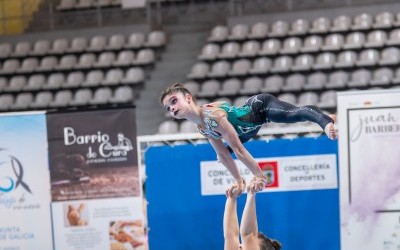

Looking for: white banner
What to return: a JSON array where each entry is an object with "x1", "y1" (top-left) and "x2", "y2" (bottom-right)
[
  {"x1": 200, "y1": 154, "x2": 337, "y2": 196},
  {"x1": 52, "y1": 197, "x2": 146, "y2": 250},
  {"x1": 0, "y1": 113, "x2": 53, "y2": 250},
  {"x1": 338, "y1": 89, "x2": 400, "y2": 250},
  {"x1": 122, "y1": 0, "x2": 146, "y2": 9}
]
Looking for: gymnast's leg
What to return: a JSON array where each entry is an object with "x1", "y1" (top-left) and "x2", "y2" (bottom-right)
[{"x1": 260, "y1": 93, "x2": 337, "y2": 139}]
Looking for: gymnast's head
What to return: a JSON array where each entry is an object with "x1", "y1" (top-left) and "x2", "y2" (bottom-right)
[
  {"x1": 160, "y1": 83, "x2": 197, "y2": 119},
  {"x1": 258, "y1": 233, "x2": 282, "y2": 250}
]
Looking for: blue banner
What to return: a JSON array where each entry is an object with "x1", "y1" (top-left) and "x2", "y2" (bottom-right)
[{"x1": 145, "y1": 137, "x2": 340, "y2": 250}]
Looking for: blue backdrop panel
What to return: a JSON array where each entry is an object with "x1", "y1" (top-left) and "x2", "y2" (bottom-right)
[{"x1": 145, "y1": 137, "x2": 340, "y2": 250}]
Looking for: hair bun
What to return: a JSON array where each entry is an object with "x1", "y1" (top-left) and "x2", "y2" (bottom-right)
[
  {"x1": 172, "y1": 82, "x2": 184, "y2": 88},
  {"x1": 271, "y1": 240, "x2": 282, "y2": 250}
]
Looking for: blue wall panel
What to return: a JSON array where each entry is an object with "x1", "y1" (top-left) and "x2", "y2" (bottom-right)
[{"x1": 145, "y1": 137, "x2": 340, "y2": 250}]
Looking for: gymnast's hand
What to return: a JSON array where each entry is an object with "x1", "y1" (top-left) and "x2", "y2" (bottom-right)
[
  {"x1": 247, "y1": 176, "x2": 267, "y2": 193},
  {"x1": 225, "y1": 178, "x2": 246, "y2": 198}
]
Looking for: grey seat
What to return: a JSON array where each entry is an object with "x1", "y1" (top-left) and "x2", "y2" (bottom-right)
[
  {"x1": 318, "y1": 90, "x2": 337, "y2": 109},
  {"x1": 0, "y1": 77, "x2": 7, "y2": 91},
  {"x1": 4, "y1": 76, "x2": 26, "y2": 92},
  {"x1": 158, "y1": 120, "x2": 179, "y2": 134},
  {"x1": 183, "y1": 81, "x2": 200, "y2": 96},
  {"x1": 82, "y1": 70, "x2": 103, "y2": 87},
  {"x1": 261, "y1": 75, "x2": 284, "y2": 93},
  {"x1": 67, "y1": 37, "x2": 88, "y2": 53},
  {"x1": 49, "y1": 38, "x2": 69, "y2": 54},
  {"x1": 121, "y1": 67, "x2": 145, "y2": 85},
  {"x1": 89, "y1": 87, "x2": 113, "y2": 105},
  {"x1": 0, "y1": 43, "x2": 12, "y2": 58},
  {"x1": 364, "y1": 30, "x2": 387, "y2": 48},
  {"x1": 1, "y1": 59, "x2": 20, "y2": 74},
  {"x1": 269, "y1": 20, "x2": 289, "y2": 37},
  {"x1": 356, "y1": 49, "x2": 379, "y2": 66},
  {"x1": 12, "y1": 93, "x2": 34, "y2": 110},
  {"x1": 17, "y1": 57, "x2": 39, "y2": 73},
  {"x1": 124, "y1": 32, "x2": 145, "y2": 49},
  {"x1": 313, "y1": 52, "x2": 336, "y2": 69},
  {"x1": 259, "y1": 39, "x2": 281, "y2": 56},
  {"x1": 289, "y1": 18, "x2": 310, "y2": 35},
  {"x1": 207, "y1": 60, "x2": 230, "y2": 78},
  {"x1": 343, "y1": 32, "x2": 366, "y2": 49},
  {"x1": 239, "y1": 77, "x2": 262, "y2": 95},
  {"x1": 297, "y1": 91, "x2": 319, "y2": 106},
  {"x1": 238, "y1": 40, "x2": 260, "y2": 57},
  {"x1": 392, "y1": 67, "x2": 400, "y2": 84},
  {"x1": 30, "y1": 40, "x2": 50, "y2": 56},
  {"x1": 24, "y1": 74, "x2": 46, "y2": 90},
  {"x1": 331, "y1": 15, "x2": 351, "y2": 32},
  {"x1": 348, "y1": 69, "x2": 371, "y2": 87},
  {"x1": 292, "y1": 54, "x2": 314, "y2": 71},
  {"x1": 282, "y1": 73, "x2": 305, "y2": 91},
  {"x1": 12, "y1": 41, "x2": 31, "y2": 57},
  {"x1": 326, "y1": 71, "x2": 349, "y2": 89},
  {"x1": 249, "y1": 57, "x2": 272, "y2": 74},
  {"x1": 280, "y1": 37, "x2": 302, "y2": 54},
  {"x1": 63, "y1": 71, "x2": 84, "y2": 88},
  {"x1": 198, "y1": 43, "x2": 220, "y2": 61},
  {"x1": 94, "y1": 51, "x2": 116, "y2": 68},
  {"x1": 208, "y1": 25, "x2": 229, "y2": 42},
  {"x1": 218, "y1": 42, "x2": 240, "y2": 59},
  {"x1": 134, "y1": 49, "x2": 155, "y2": 65},
  {"x1": 228, "y1": 59, "x2": 251, "y2": 76},
  {"x1": 30, "y1": 91, "x2": 53, "y2": 108},
  {"x1": 352, "y1": 13, "x2": 373, "y2": 30},
  {"x1": 218, "y1": 78, "x2": 241, "y2": 96},
  {"x1": 379, "y1": 47, "x2": 400, "y2": 65},
  {"x1": 187, "y1": 62, "x2": 210, "y2": 79},
  {"x1": 197, "y1": 79, "x2": 220, "y2": 98},
  {"x1": 370, "y1": 67, "x2": 393, "y2": 86},
  {"x1": 37, "y1": 56, "x2": 58, "y2": 72},
  {"x1": 87, "y1": 35, "x2": 107, "y2": 52},
  {"x1": 56, "y1": 54, "x2": 77, "y2": 70},
  {"x1": 228, "y1": 24, "x2": 249, "y2": 41},
  {"x1": 106, "y1": 34, "x2": 125, "y2": 50},
  {"x1": 50, "y1": 90, "x2": 73, "y2": 107},
  {"x1": 70, "y1": 89, "x2": 93, "y2": 106},
  {"x1": 335, "y1": 51, "x2": 357, "y2": 68},
  {"x1": 0, "y1": 94, "x2": 14, "y2": 111},
  {"x1": 322, "y1": 33, "x2": 344, "y2": 51},
  {"x1": 304, "y1": 72, "x2": 327, "y2": 90},
  {"x1": 310, "y1": 17, "x2": 331, "y2": 34},
  {"x1": 111, "y1": 86, "x2": 134, "y2": 103},
  {"x1": 301, "y1": 35, "x2": 323, "y2": 52},
  {"x1": 180, "y1": 120, "x2": 198, "y2": 133},
  {"x1": 144, "y1": 30, "x2": 166, "y2": 47},
  {"x1": 270, "y1": 56, "x2": 293, "y2": 73},
  {"x1": 101, "y1": 68, "x2": 124, "y2": 86},
  {"x1": 373, "y1": 11, "x2": 394, "y2": 29},
  {"x1": 44, "y1": 73, "x2": 65, "y2": 89},
  {"x1": 113, "y1": 50, "x2": 135, "y2": 66},
  {"x1": 248, "y1": 22, "x2": 268, "y2": 39},
  {"x1": 386, "y1": 28, "x2": 400, "y2": 45},
  {"x1": 75, "y1": 53, "x2": 96, "y2": 69}
]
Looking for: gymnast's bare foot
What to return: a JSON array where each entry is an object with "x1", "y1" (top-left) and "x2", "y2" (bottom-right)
[{"x1": 324, "y1": 114, "x2": 337, "y2": 140}]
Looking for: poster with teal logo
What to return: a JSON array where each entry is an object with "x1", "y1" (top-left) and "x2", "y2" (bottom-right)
[{"x1": 0, "y1": 112, "x2": 53, "y2": 250}]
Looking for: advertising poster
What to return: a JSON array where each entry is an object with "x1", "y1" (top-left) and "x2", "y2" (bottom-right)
[
  {"x1": 0, "y1": 112, "x2": 53, "y2": 250},
  {"x1": 47, "y1": 108, "x2": 146, "y2": 250},
  {"x1": 338, "y1": 90, "x2": 400, "y2": 250},
  {"x1": 200, "y1": 154, "x2": 337, "y2": 195}
]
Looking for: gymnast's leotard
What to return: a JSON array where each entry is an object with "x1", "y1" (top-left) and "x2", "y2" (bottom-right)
[{"x1": 197, "y1": 93, "x2": 333, "y2": 143}]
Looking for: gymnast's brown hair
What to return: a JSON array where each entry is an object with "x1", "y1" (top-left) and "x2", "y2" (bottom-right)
[
  {"x1": 258, "y1": 232, "x2": 282, "y2": 250},
  {"x1": 159, "y1": 83, "x2": 195, "y2": 105}
]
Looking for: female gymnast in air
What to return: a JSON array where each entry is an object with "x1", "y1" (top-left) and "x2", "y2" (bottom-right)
[{"x1": 160, "y1": 83, "x2": 337, "y2": 193}]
